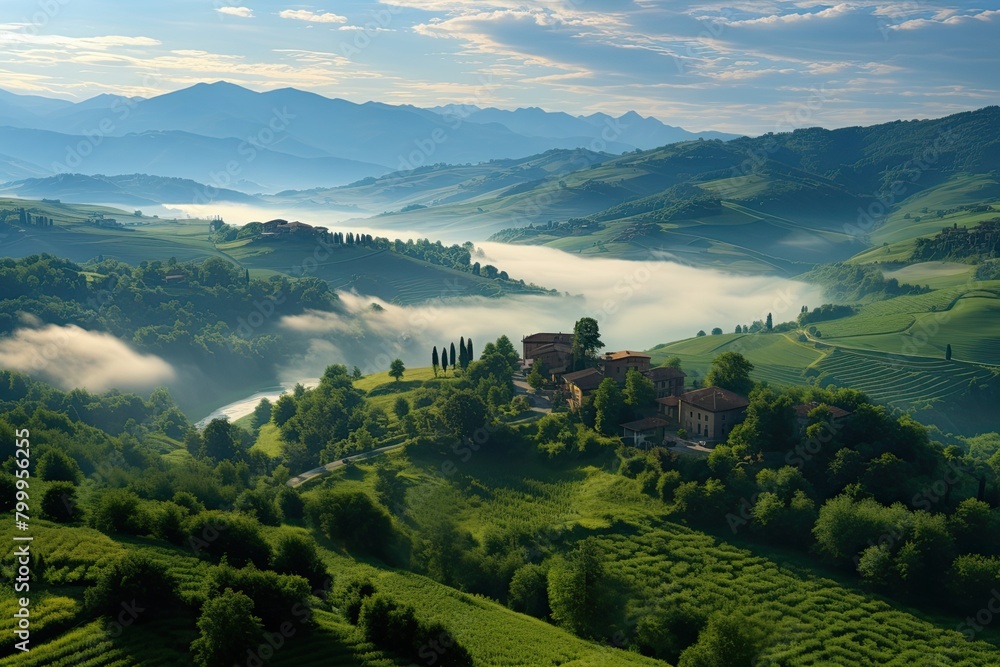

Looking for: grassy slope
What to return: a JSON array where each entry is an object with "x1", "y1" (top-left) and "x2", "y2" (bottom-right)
[{"x1": 311, "y1": 449, "x2": 1000, "y2": 666}]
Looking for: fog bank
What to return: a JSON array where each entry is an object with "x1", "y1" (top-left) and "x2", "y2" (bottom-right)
[{"x1": 0, "y1": 324, "x2": 175, "y2": 393}]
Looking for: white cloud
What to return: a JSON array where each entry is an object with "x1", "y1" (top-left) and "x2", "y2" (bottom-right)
[
  {"x1": 278, "y1": 9, "x2": 348, "y2": 24},
  {"x1": 0, "y1": 324, "x2": 175, "y2": 393},
  {"x1": 216, "y1": 6, "x2": 255, "y2": 18}
]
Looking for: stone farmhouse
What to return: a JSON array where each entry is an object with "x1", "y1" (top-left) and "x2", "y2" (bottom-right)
[{"x1": 523, "y1": 331, "x2": 752, "y2": 448}]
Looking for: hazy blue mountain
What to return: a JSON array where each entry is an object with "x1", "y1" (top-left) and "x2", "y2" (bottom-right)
[
  {"x1": 0, "y1": 126, "x2": 388, "y2": 192},
  {"x1": 429, "y1": 105, "x2": 742, "y2": 148},
  {"x1": 0, "y1": 83, "x2": 732, "y2": 171},
  {"x1": 0, "y1": 173, "x2": 261, "y2": 206}
]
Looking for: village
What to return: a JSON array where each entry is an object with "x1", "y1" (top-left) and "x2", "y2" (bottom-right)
[{"x1": 521, "y1": 331, "x2": 851, "y2": 454}]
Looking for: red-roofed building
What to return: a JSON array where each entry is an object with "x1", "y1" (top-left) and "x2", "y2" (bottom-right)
[{"x1": 678, "y1": 386, "x2": 749, "y2": 443}]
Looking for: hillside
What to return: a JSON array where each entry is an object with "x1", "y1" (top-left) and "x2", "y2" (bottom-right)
[
  {"x1": 342, "y1": 106, "x2": 1000, "y2": 272},
  {"x1": 0, "y1": 197, "x2": 544, "y2": 305},
  {"x1": 0, "y1": 173, "x2": 262, "y2": 207},
  {"x1": 4, "y1": 353, "x2": 1000, "y2": 666},
  {"x1": 647, "y1": 276, "x2": 1000, "y2": 435}
]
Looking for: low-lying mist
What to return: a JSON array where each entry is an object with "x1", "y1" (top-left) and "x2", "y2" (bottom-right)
[
  {"x1": 278, "y1": 245, "x2": 822, "y2": 381},
  {"x1": 0, "y1": 323, "x2": 175, "y2": 393}
]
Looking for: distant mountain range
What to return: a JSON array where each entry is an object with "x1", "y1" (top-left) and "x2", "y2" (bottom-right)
[{"x1": 0, "y1": 82, "x2": 741, "y2": 196}]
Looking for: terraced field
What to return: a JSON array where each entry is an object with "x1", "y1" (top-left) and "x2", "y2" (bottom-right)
[{"x1": 811, "y1": 348, "x2": 992, "y2": 408}]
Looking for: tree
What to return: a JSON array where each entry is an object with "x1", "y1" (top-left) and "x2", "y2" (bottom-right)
[
  {"x1": 946, "y1": 343, "x2": 952, "y2": 360},
  {"x1": 735, "y1": 324, "x2": 742, "y2": 333},
  {"x1": 272, "y1": 394, "x2": 296, "y2": 427},
  {"x1": 432, "y1": 346, "x2": 440, "y2": 377},
  {"x1": 191, "y1": 589, "x2": 263, "y2": 667},
  {"x1": 441, "y1": 347, "x2": 449, "y2": 375},
  {"x1": 547, "y1": 539, "x2": 605, "y2": 637},
  {"x1": 41, "y1": 482, "x2": 80, "y2": 523},
  {"x1": 271, "y1": 534, "x2": 328, "y2": 588},
  {"x1": 696, "y1": 330, "x2": 706, "y2": 337},
  {"x1": 711, "y1": 327, "x2": 723, "y2": 336},
  {"x1": 766, "y1": 312, "x2": 773, "y2": 331},
  {"x1": 36, "y1": 449, "x2": 81, "y2": 483},
  {"x1": 677, "y1": 607, "x2": 767, "y2": 667},
  {"x1": 85, "y1": 552, "x2": 179, "y2": 620},
  {"x1": 200, "y1": 418, "x2": 244, "y2": 461},
  {"x1": 389, "y1": 358, "x2": 406, "y2": 382},
  {"x1": 623, "y1": 369, "x2": 655, "y2": 408},
  {"x1": 393, "y1": 396, "x2": 410, "y2": 419},
  {"x1": 250, "y1": 398, "x2": 272, "y2": 431},
  {"x1": 593, "y1": 378, "x2": 624, "y2": 436},
  {"x1": 459, "y1": 336, "x2": 467, "y2": 368},
  {"x1": 527, "y1": 359, "x2": 547, "y2": 390},
  {"x1": 449, "y1": 342, "x2": 457, "y2": 371},
  {"x1": 467, "y1": 338, "x2": 474, "y2": 363},
  {"x1": 704, "y1": 352, "x2": 754, "y2": 396},
  {"x1": 440, "y1": 391, "x2": 487, "y2": 440},
  {"x1": 571, "y1": 317, "x2": 604, "y2": 370}
]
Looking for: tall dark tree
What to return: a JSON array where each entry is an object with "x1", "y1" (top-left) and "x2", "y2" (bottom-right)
[
  {"x1": 432, "y1": 346, "x2": 440, "y2": 377},
  {"x1": 450, "y1": 342, "x2": 457, "y2": 370},
  {"x1": 946, "y1": 344, "x2": 953, "y2": 360},
  {"x1": 459, "y1": 336, "x2": 467, "y2": 368},
  {"x1": 467, "y1": 338, "x2": 474, "y2": 363},
  {"x1": 766, "y1": 312, "x2": 773, "y2": 331},
  {"x1": 571, "y1": 317, "x2": 604, "y2": 370},
  {"x1": 441, "y1": 347, "x2": 449, "y2": 374}
]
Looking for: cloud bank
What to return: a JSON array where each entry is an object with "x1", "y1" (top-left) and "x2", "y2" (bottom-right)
[{"x1": 0, "y1": 324, "x2": 175, "y2": 393}]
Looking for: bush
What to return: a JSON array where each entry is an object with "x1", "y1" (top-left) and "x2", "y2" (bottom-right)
[
  {"x1": 276, "y1": 486, "x2": 305, "y2": 521},
  {"x1": 186, "y1": 511, "x2": 272, "y2": 568},
  {"x1": 338, "y1": 577, "x2": 376, "y2": 624},
  {"x1": 36, "y1": 449, "x2": 82, "y2": 483},
  {"x1": 153, "y1": 501, "x2": 188, "y2": 545},
  {"x1": 233, "y1": 487, "x2": 282, "y2": 526},
  {"x1": 306, "y1": 490, "x2": 395, "y2": 559},
  {"x1": 91, "y1": 488, "x2": 147, "y2": 535},
  {"x1": 191, "y1": 589, "x2": 263, "y2": 667},
  {"x1": 271, "y1": 534, "x2": 329, "y2": 589},
  {"x1": 358, "y1": 593, "x2": 472, "y2": 666},
  {"x1": 85, "y1": 552, "x2": 179, "y2": 620},
  {"x1": 508, "y1": 564, "x2": 550, "y2": 618},
  {"x1": 41, "y1": 482, "x2": 81, "y2": 523},
  {"x1": 204, "y1": 563, "x2": 312, "y2": 629}
]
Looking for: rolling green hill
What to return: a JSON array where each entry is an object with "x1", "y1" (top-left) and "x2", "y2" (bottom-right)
[
  {"x1": 338, "y1": 106, "x2": 1000, "y2": 273},
  {"x1": 0, "y1": 198, "x2": 543, "y2": 305},
  {"x1": 648, "y1": 280, "x2": 1000, "y2": 435}
]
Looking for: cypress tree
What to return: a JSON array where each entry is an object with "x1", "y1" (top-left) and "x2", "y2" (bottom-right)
[
  {"x1": 432, "y1": 346, "x2": 439, "y2": 376},
  {"x1": 450, "y1": 342, "x2": 457, "y2": 370},
  {"x1": 459, "y1": 336, "x2": 467, "y2": 368},
  {"x1": 441, "y1": 347, "x2": 449, "y2": 374},
  {"x1": 467, "y1": 338, "x2": 473, "y2": 363}
]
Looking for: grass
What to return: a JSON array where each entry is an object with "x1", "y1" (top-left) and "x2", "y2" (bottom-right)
[
  {"x1": 251, "y1": 423, "x2": 285, "y2": 458},
  {"x1": 334, "y1": 446, "x2": 1000, "y2": 666}
]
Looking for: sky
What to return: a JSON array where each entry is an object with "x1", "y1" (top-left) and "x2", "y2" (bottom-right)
[{"x1": 0, "y1": 1, "x2": 997, "y2": 134}]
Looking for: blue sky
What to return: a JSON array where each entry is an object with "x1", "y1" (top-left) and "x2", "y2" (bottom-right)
[{"x1": 0, "y1": 0, "x2": 997, "y2": 133}]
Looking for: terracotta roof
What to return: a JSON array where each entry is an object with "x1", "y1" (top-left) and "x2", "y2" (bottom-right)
[
  {"x1": 523, "y1": 332, "x2": 574, "y2": 344},
  {"x1": 656, "y1": 396, "x2": 679, "y2": 406},
  {"x1": 679, "y1": 386, "x2": 749, "y2": 412},
  {"x1": 645, "y1": 366, "x2": 686, "y2": 381},
  {"x1": 562, "y1": 367, "x2": 604, "y2": 391},
  {"x1": 604, "y1": 350, "x2": 652, "y2": 361},
  {"x1": 793, "y1": 402, "x2": 852, "y2": 419},
  {"x1": 621, "y1": 417, "x2": 672, "y2": 432}
]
